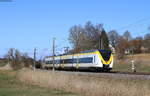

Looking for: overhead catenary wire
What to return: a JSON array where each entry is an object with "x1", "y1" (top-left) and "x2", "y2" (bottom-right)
[
  {"x1": 104, "y1": 17, "x2": 150, "y2": 38},
  {"x1": 117, "y1": 17, "x2": 150, "y2": 32}
]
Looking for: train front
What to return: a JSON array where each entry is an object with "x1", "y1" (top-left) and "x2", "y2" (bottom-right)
[{"x1": 98, "y1": 49, "x2": 113, "y2": 71}]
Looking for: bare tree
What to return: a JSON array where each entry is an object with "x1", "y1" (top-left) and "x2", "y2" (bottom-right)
[
  {"x1": 83, "y1": 22, "x2": 103, "y2": 50},
  {"x1": 116, "y1": 36, "x2": 128, "y2": 59},
  {"x1": 108, "y1": 30, "x2": 119, "y2": 49},
  {"x1": 123, "y1": 30, "x2": 132, "y2": 41},
  {"x1": 68, "y1": 25, "x2": 84, "y2": 52},
  {"x1": 68, "y1": 21, "x2": 109, "y2": 53},
  {"x1": 143, "y1": 33, "x2": 150, "y2": 52},
  {"x1": 5, "y1": 49, "x2": 23, "y2": 70}
]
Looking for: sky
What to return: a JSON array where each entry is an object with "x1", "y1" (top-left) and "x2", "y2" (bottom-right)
[{"x1": 0, "y1": 0, "x2": 150, "y2": 58}]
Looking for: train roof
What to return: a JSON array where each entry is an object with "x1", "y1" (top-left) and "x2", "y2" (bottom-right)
[
  {"x1": 45, "y1": 49, "x2": 112, "y2": 58},
  {"x1": 80, "y1": 49, "x2": 111, "y2": 53}
]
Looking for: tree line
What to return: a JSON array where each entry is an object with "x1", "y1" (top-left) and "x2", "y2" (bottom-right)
[
  {"x1": 68, "y1": 21, "x2": 109, "y2": 52},
  {"x1": 68, "y1": 21, "x2": 150, "y2": 59},
  {"x1": 0, "y1": 48, "x2": 41, "y2": 70}
]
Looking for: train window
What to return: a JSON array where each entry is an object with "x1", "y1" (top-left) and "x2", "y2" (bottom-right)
[
  {"x1": 54, "y1": 60, "x2": 60, "y2": 64},
  {"x1": 63, "y1": 59, "x2": 71, "y2": 64},
  {"x1": 50, "y1": 61, "x2": 53, "y2": 64},
  {"x1": 63, "y1": 58, "x2": 77, "y2": 63},
  {"x1": 60, "y1": 60, "x2": 63, "y2": 64},
  {"x1": 45, "y1": 61, "x2": 49, "y2": 64},
  {"x1": 61, "y1": 59, "x2": 77, "y2": 64},
  {"x1": 56, "y1": 58, "x2": 93, "y2": 64},
  {"x1": 79, "y1": 57, "x2": 93, "y2": 63},
  {"x1": 73, "y1": 59, "x2": 77, "y2": 63},
  {"x1": 45, "y1": 60, "x2": 53, "y2": 64}
]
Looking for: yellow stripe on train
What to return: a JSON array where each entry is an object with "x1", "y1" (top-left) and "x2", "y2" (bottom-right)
[{"x1": 97, "y1": 51, "x2": 113, "y2": 65}]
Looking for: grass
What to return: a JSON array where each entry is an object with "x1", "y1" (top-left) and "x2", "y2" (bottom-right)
[
  {"x1": 1, "y1": 53, "x2": 150, "y2": 96},
  {"x1": 0, "y1": 63, "x2": 7, "y2": 67},
  {"x1": 113, "y1": 53, "x2": 150, "y2": 72},
  {"x1": 18, "y1": 69, "x2": 150, "y2": 96},
  {"x1": 0, "y1": 70, "x2": 79, "y2": 96}
]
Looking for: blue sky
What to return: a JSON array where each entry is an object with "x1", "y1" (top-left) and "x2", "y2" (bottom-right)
[{"x1": 0, "y1": 0, "x2": 150, "y2": 57}]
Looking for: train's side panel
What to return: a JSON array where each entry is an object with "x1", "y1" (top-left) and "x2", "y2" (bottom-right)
[
  {"x1": 43, "y1": 50, "x2": 113, "y2": 71},
  {"x1": 54, "y1": 56, "x2": 61, "y2": 68},
  {"x1": 74, "y1": 54, "x2": 95, "y2": 68},
  {"x1": 59, "y1": 53, "x2": 97, "y2": 69},
  {"x1": 44, "y1": 57, "x2": 52, "y2": 68},
  {"x1": 60, "y1": 55, "x2": 73, "y2": 68},
  {"x1": 72, "y1": 54, "x2": 78, "y2": 68},
  {"x1": 95, "y1": 51, "x2": 103, "y2": 67}
]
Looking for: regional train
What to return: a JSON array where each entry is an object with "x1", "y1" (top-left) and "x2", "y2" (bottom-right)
[{"x1": 42, "y1": 49, "x2": 113, "y2": 72}]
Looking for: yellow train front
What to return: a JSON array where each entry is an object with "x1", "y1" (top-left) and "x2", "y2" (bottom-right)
[{"x1": 43, "y1": 49, "x2": 113, "y2": 72}]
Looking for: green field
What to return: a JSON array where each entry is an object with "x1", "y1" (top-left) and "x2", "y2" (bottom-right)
[
  {"x1": 0, "y1": 63, "x2": 7, "y2": 67},
  {"x1": 0, "y1": 70, "x2": 78, "y2": 96}
]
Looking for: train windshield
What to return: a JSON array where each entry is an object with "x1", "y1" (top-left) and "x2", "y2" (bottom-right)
[{"x1": 98, "y1": 50, "x2": 112, "y2": 61}]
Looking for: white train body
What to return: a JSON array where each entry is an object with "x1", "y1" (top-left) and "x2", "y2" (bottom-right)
[{"x1": 43, "y1": 49, "x2": 113, "y2": 71}]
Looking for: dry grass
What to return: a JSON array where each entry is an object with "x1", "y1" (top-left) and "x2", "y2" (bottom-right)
[
  {"x1": 0, "y1": 70, "x2": 78, "y2": 96},
  {"x1": 18, "y1": 69, "x2": 150, "y2": 96},
  {"x1": 114, "y1": 53, "x2": 150, "y2": 72}
]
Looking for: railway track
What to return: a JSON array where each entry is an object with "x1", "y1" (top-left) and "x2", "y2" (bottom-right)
[
  {"x1": 38, "y1": 69, "x2": 150, "y2": 80},
  {"x1": 110, "y1": 71, "x2": 150, "y2": 75}
]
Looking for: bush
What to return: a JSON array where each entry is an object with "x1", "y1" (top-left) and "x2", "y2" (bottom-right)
[{"x1": 5, "y1": 48, "x2": 34, "y2": 70}]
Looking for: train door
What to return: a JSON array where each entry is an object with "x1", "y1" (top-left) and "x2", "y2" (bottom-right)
[
  {"x1": 71, "y1": 55, "x2": 74, "y2": 69},
  {"x1": 76, "y1": 54, "x2": 80, "y2": 69},
  {"x1": 60, "y1": 56, "x2": 64, "y2": 69}
]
